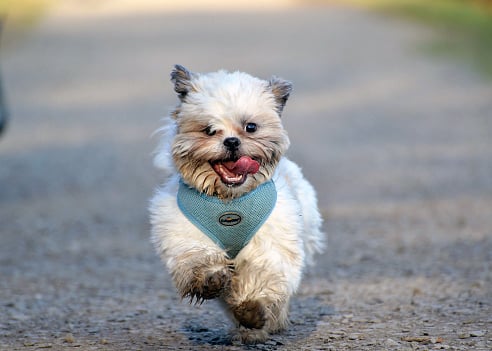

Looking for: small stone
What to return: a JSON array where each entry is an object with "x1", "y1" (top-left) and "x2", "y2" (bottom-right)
[
  {"x1": 470, "y1": 330, "x2": 486, "y2": 337},
  {"x1": 349, "y1": 333, "x2": 365, "y2": 340},
  {"x1": 385, "y1": 338, "x2": 400, "y2": 347},
  {"x1": 430, "y1": 337, "x2": 443, "y2": 344},
  {"x1": 64, "y1": 333, "x2": 75, "y2": 343},
  {"x1": 327, "y1": 330, "x2": 346, "y2": 340},
  {"x1": 458, "y1": 332, "x2": 471, "y2": 339}
]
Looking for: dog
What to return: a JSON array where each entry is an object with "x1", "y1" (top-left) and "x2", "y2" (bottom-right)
[{"x1": 150, "y1": 65, "x2": 324, "y2": 343}]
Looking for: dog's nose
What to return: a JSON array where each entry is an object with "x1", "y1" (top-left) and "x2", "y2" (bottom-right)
[{"x1": 223, "y1": 137, "x2": 241, "y2": 150}]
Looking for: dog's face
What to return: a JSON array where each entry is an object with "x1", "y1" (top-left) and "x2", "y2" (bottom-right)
[{"x1": 170, "y1": 65, "x2": 291, "y2": 199}]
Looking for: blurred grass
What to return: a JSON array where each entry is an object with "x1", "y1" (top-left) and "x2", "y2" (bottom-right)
[
  {"x1": 0, "y1": 0, "x2": 53, "y2": 42},
  {"x1": 344, "y1": 0, "x2": 492, "y2": 77}
]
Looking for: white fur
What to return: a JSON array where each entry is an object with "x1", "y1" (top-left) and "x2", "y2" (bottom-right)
[
  {"x1": 183, "y1": 70, "x2": 279, "y2": 119},
  {"x1": 150, "y1": 156, "x2": 323, "y2": 286},
  {"x1": 149, "y1": 68, "x2": 324, "y2": 343},
  {"x1": 152, "y1": 117, "x2": 177, "y2": 173}
]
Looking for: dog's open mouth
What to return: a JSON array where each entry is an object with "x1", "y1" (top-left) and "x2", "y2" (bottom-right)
[{"x1": 211, "y1": 156, "x2": 260, "y2": 186}]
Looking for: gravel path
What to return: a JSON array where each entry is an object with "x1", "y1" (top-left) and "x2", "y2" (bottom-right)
[{"x1": 1, "y1": 2, "x2": 491, "y2": 350}]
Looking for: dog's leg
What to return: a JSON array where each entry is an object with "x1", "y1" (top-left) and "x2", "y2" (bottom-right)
[
  {"x1": 224, "y1": 240, "x2": 303, "y2": 343},
  {"x1": 169, "y1": 249, "x2": 233, "y2": 303}
]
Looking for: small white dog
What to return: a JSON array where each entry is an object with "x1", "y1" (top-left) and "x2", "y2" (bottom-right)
[{"x1": 150, "y1": 65, "x2": 324, "y2": 343}]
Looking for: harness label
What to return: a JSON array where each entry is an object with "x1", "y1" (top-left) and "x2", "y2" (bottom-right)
[{"x1": 218, "y1": 212, "x2": 242, "y2": 226}]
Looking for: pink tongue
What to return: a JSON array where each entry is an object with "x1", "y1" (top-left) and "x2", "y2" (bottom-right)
[{"x1": 223, "y1": 156, "x2": 260, "y2": 175}]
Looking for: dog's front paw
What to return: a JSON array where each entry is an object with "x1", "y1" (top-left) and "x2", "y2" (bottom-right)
[
  {"x1": 232, "y1": 299, "x2": 266, "y2": 329},
  {"x1": 231, "y1": 326, "x2": 268, "y2": 345},
  {"x1": 201, "y1": 267, "x2": 231, "y2": 299},
  {"x1": 184, "y1": 266, "x2": 231, "y2": 302}
]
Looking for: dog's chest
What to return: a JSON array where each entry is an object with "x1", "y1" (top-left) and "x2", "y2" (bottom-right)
[{"x1": 176, "y1": 180, "x2": 277, "y2": 258}]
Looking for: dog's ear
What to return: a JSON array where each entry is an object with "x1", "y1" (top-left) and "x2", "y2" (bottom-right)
[
  {"x1": 171, "y1": 65, "x2": 194, "y2": 101},
  {"x1": 268, "y1": 77, "x2": 292, "y2": 115}
]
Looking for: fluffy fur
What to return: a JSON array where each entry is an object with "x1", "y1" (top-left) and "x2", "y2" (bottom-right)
[{"x1": 150, "y1": 65, "x2": 324, "y2": 343}]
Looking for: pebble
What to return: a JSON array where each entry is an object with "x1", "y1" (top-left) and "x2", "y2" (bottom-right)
[
  {"x1": 64, "y1": 333, "x2": 75, "y2": 343},
  {"x1": 470, "y1": 330, "x2": 486, "y2": 337},
  {"x1": 430, "y1": 337, "x2": 443, "y2": 344},
  {"x1": 327, "y1": 331, "x2": 346, "y2": 340},
  {"x1": 385, "y1": 338, "x2": 400, "y2": 347}
]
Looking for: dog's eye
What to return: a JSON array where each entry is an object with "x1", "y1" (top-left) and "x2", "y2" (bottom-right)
[
  {"x1": 245, "y1": 123, "x2": 257, "y2": 133},
  {"x1": 204, "y1": 126, "x2": 216, "y2": 136}
]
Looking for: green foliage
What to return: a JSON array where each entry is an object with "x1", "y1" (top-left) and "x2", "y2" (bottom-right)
[
  {"x1": 370, "y1": 0, "x2": 492, "y2": 33},
  {"x1": 350, "y1": 0, "x2": 492, "y2": 77},
  {"x1": 0, "y1": 0, "x2": 53, "y2": 29}
]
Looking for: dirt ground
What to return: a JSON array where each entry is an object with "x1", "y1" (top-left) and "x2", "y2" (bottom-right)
[{"x1": 1, "y1": 1, "x2": 491, "y2": 350}]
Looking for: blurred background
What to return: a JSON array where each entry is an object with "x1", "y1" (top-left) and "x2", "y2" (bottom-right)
[{"x1": 0, "y1": 1, "x2": 491, "y2": 350}]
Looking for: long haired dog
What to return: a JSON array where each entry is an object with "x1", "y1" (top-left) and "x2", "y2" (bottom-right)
[{"x1": 150, "y1": 65, "x2": 324, "y2": 343}]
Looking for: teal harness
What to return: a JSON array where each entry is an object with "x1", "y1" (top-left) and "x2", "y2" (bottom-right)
[{"x1": 177, "y1": 179, "x2": 277, "y2": 258}]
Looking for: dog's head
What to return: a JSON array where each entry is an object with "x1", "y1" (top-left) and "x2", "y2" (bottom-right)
[{"x1": 168, "y1": 65, "x2": 291, "y2": 199}]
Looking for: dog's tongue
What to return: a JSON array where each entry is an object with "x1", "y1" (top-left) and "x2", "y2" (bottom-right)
[{"x1": 223, "y1": 156, "x2": 260, "y2": 175}]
